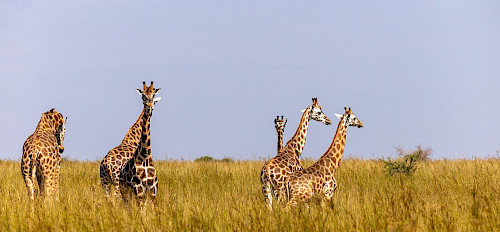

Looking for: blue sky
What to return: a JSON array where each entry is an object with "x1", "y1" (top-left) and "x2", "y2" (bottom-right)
[{"x1": 1, "y1": 1, "x2": 499, "y2": 160}]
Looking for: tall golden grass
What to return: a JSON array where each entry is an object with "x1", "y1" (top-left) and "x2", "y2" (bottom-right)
[{"x1": 0, "y1": 158, "x2": 498, "y2": 231}]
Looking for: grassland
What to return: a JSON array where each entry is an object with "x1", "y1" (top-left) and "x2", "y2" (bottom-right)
[{"x1": 0, "y1": 158, "x2": 498, "y2": 231}]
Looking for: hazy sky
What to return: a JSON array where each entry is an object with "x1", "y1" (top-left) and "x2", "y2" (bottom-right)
[{"x1": 1, "y1": 1, "x2": 499, "y2": 161}]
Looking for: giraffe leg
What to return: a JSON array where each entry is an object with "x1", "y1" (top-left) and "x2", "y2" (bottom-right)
[
  {"x1": 44, "y1": 177, "x2": 56, "y2": 200},
  {"x1": 111, "y1": 169, "x2": 124, "y2": 199},
  {"x1": 285, "y1": 186, "x2": 302, "y2": 210},
  {"x1": 23, "y1": 178, "x2": 36, "y2": 200},
  {"x1": 113, "y1": 180, "x2": 123, "y2": 199},
  {"x1": 53, "y1": 160, "x2": 61, "y2": 201},
  {"x1": 147, "y1": 176, "x2": 158, "y2": 201},
  {"x1": 22, "y1": 159, "x2": 37, "y2": 200},
  {"x1": 284, "y1": 194, "x2": 298, "y2": 210},
  {"x1": 277, "y1": 184, "x2": 288, "y2": 203},
  {"x1": 261, "y1": 180, "x2": 273, "y2": 210},
  {"x1": 152, "y1": 177, "x2": 158, "y2": 198},
  {"x1": 119, "y1": 182, "x2": 129, "y2": 202},
  {"x1": 42, "y1": 165, "x2": 59, "y2": 200},
  {"x1": 99, "y1": 163, "x2": 112, "y2": 196},
  {"x1": 151, "y1": 177, "x2": 158, "y2": 208},
  {"x1": 133, "y1": 182, "x2": 146, "y2": 207},
  {"x1": 323, "y1": 178, "x2": 337, "y2": 202}
]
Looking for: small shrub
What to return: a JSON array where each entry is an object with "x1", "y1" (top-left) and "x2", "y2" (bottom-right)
[
  {"x1": 220, "y1": 158, "x2": 234, "y2": 163},
  {"x1": 194, "y1": 156, "x2": 234, "y2": 162},
  {"x1": 195, "y1": 156, "x2": 215, "y2": 162},
  {"x1": 383, "y1": 154, "x2": 418, "y2": 176},
  {"x1": 60, "y1": 156, "x2": 74, "y2": 163},
  {"x1": 396, "y1": 145, "x2": 432, "y2": 162},
  {"x1": 383, "y1": 146, "x2": 432, "y2": 176}
]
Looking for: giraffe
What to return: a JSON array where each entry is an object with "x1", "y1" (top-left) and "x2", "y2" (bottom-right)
[
  {"x1": 274, "y1": 115, "x2": 287, "y2": 153},
  {"x1": 261, "y1": 98, "x2": 332, "y2": 209},
  {"x1": 285, "y1": 107, "x2": 363, "y2": 208},
  {"x1": 119, "y1": 81, "x2": 161, "y2": 205},
  {"x1": 100, "y1": 85, "x2": 148, "y2": 197},
  {"x1": 21, "y1": 108, "x2": 66, "y2": 200}
]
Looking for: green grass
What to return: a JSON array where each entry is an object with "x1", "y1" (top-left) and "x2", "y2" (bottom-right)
[{"x1": 0, "y1": 158, "x2": 498, "y2": 231}]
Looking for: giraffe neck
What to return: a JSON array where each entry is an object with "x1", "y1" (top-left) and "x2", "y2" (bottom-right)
[
  {"x1": 281, "y1": 106, "x2": 311, "y2": 159},
  {"x1": 314, "y1": 117, "x2": 348, "y2": 173},
  {"x1": 121, "y1": 109, "x2": 144, "y2": 146},
  {"x1": 134, "y1": 108, "x2": 152, "y2": 166},
  {"x1": 276, "y1": 128, "x2": 284, "y2": 153}
]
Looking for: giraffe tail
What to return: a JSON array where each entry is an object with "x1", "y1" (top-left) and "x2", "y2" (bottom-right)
[
  {"x1": 260, "y1": 167, "x2": 276, "y2": 190},
  {"x1": 260, "y1": 167, "x2": 278, "y2": 197}
]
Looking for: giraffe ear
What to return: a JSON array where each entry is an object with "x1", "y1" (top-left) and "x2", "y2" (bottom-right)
[
  {"x1": 154, "y1": 88, "x2": 161, "y2": 94},
  {"x1": 334, "y1": 113, "x2": 343, "y2": 119},
  {"x1": 136, "y1": 89, "x2": 143, "y2": 95},
  {"x1": 153, "y1": 97, "x2": 161, "y2": 103},
  {"x1": 301, "y1": 109, "x2": 305, "y2": 113}
]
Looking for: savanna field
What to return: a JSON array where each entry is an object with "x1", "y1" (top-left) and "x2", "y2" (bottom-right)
[{"x1": 0, "y1": 158, "x2": 498, "y2": 232}]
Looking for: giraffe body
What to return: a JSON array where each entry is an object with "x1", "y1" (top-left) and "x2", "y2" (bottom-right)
[
  {"x1": 261, "y1": 98, "x2": 331, "y2": 209},
  {"x1": 21, "y1": 108, "x2": 66, "y2": 200},
  {"x1": 100, "y1": 82, "x2": 160, "y2": 199},
  {"x1": 119, "y1": 82, "x2": 161, "y2": 204},
  {"x1": 100, "y1": 110, "x2": 144, "y2": 197},
  {"x1": 274, "y1": 115, "x2": 287, "y2": 153},
  {"x1": 286, "y1": 107, "x2": 363, "y2": 208}
]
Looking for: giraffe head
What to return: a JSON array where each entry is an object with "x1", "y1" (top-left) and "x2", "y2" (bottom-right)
[
  {"x1": 41, "y1": 108, "x2": 65, "y2": 131},
  {"x1": 55, "y1": 116, "x2": 67, "y2": 153},
  {"x1": 274, "y1": 115, "x2": 287, "y2": 134},
  {"x1": 303, "y1": 98, "x2": 332, "y2": 125},
  {"x1": 334, "y1": 107, "x2": 364, "y2": 128},
  {"x1": 136, "y1": 81, "x2": 161, "y2": 113},
  {"x1": 41, "y1": 108, "x2": 66, "y2": 152}
]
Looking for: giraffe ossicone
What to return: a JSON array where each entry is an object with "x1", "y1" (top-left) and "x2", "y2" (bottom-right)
[
  {"x1": 261, "y1": 98, "x2": 332, "y2": 210},
  {"x1": 285, "y1": 107, "x2": 363, "y2": 209}
]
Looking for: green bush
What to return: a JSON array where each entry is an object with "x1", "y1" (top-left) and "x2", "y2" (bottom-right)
[
  {"x1": 383, "y1": 153, "x2": 418, "y2": 176},
  {"x1": 195, "y1": 156, "x2": 215, "y2": 162},
  {"x1": 383, "y1": 146, "x2": 432, "y2": 176},
  {"x1": 401, "y1": 145, "x2": 432, "y2": 162},
  {"x1": 195, "y1": 156, "x2": 234, "y2": 162},
  {"x1": 220, "y1": 157, "x2": 234, "y2": 163}
]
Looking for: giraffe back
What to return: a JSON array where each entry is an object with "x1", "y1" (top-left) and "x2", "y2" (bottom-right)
[
  {"x1": 23, "y1": 109, "x2": 65, "y2": 154},
  {"x1": 99, "y1": 108, "x2": 145, "y2": 197}
]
